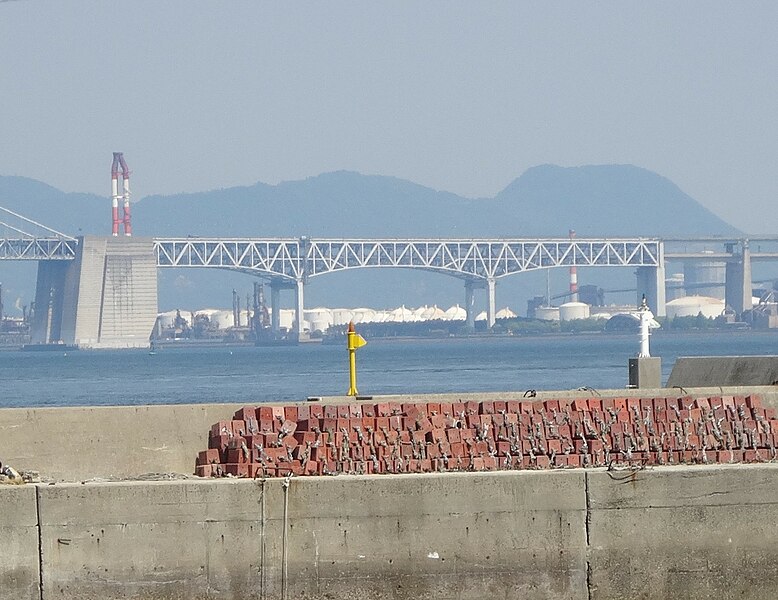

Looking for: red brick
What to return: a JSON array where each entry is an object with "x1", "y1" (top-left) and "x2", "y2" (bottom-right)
[
  {"x1": 572, "y1": 398, "x2": 589, "y2": 412},
  {"x1": 450, "y1": 442, "x2": 465, "y2": 458},
  {"x1": 336, "y1": 404, "x2": 350, "y2": 419},
  {"x1": 427, "y1": 402, "x2": 441, "y2": 415},
  {"x1": 465, "y1": 401, "x2": 479, "y2": 415},
  {"x1": 195, "y1": 464, "x2": 216, "y2": 477},
  {"x1": 417, "y1": 417, "x2": 433, "y2": 432},
  {"x1": 197, "y1": 448, "x2": 221, "y2": 465},
  {"x1": 430, "y1": 414, "x2": 446, "y2": 429},
  {"x1": 308, "y1": 404, "x2": 324, "y2": 419},
  {"x1": 233, "y1": 406, "x2": 257, "y2": 421},
  {"x1": 279, "y1": 420, "x2": 297, "y2": 435},
  {"x1": 210, "y1": 421, "x2": 232, "y2": 437},
  {"x1": 224, "y1": 463, "x2": 250, "y2": 477},
  {"x1": 439, "y1": 402, "x2": 454, "y2": 416},
  {"x1": 426, "y1": 429, "x2": 447, "y2": 444},
  {"x1": 587, "y1": 398, "x2": 602, "y2": 412},
  {"x1": 746, "y1": 395, "x2": 762, "y2": 409},
  {"x1": 535, "y1": 455, "x2": 550, "y2": 468}
]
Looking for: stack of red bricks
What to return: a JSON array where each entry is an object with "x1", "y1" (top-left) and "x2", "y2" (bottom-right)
[{"x1": 195, "y1": 394, "x2": 778, "y2": 478}]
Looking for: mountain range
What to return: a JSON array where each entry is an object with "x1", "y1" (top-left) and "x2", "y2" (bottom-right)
[{"x1": 0, "y1": 164, "x2": 739, "y2": 313}]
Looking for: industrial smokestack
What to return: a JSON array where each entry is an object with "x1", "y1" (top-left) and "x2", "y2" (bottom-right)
[
  {"x1": 111, "y1": 154, "x2": 121, "y2": 236},
  {"x1": 111, "y1": 152, "x2": 132, "y2": 236},
  {"x1": 569, "y1": 229, "x2": 578, "y2": 302}
]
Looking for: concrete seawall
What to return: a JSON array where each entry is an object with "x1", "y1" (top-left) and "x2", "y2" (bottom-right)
[
  {"x1": 3, "y1": 465, "x2": 778, "y2": 600},
  {"x1": 4, "y1": 390, "x2": 778, "y2": 599},
  {"x1": 3, "y1": 387, "x2": 778, "y2": 482}
]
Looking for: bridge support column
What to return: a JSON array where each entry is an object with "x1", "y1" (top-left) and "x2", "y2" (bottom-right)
[
  {"x1": 725, "y1": 241, "x2": 752, "y2": 317},
  {"x1": 270, "y1": 283, "x2": 281, "y2": 334},
  {"x1": 486, "y1": 278, "x2": 496, "y2": 329},
  {"x1": 30, "y1": 261, "x2": 69, "y2": 344},
  {"x1": 294, "y1": 278, "x2": 307, "y2": 341},
  {"x1": 464, "y1": 281, "x2": 475, "y2": 329},
  {"x1": 636, "y1": 265, "x2": 666, "y2": 318}
]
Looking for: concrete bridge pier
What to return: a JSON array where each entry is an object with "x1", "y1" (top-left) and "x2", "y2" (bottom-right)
[
  {"x1": 636, "y1": 265, "x2": 666, "y2": 318},
  {"x1": 725, "y1": 241, "x2": 752, "y2": 317},
  {"x1": 486, "y1": 277, "x2": 496, "y2": 328},
  {"x1": 295, "y1": 277, "x2": 307, "y2": 341},
  {"x1": 30, "y1": 236, "x2": 157, "y2": 348},
  {"x1": 269, "y1": 282, "x2": 281, "y2": 334},
  {"x1": 464, "y1": 280, "x2": 476, "y2": 329},
  {"x1": 463, "y1": 278, "x2": 497, "y2": 329},
  {"x1": 29, "y1": 261, "x2": 69, "y2": 344}
]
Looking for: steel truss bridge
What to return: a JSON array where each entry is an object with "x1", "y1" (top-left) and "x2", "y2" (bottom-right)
[
  {"x1": 152, "y1": 238, "x2": 664, "y2": 280},
  {"x1": 0, "y1": 237, "x2": 664, "y2": 277}
]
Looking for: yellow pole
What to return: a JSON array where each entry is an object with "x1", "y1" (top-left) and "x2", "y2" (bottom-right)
[{"x1": 346, "y1": 321, "x2": 366, "y2": 396}]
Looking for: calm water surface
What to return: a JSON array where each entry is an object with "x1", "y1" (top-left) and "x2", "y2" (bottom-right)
[{"x1": 1, "y1": 331, "x2": 776, "y2": 408}]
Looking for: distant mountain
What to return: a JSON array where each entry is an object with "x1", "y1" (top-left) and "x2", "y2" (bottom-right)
[
  {"x1": 491, "y1": 164, "x2": 738, "y2": 237},
  {"x1": 1, "y1": 164, "x2": 738, "y2": 239},
  {"x1": 0, "y1": 165, "x2": 740, "y2": 313}
]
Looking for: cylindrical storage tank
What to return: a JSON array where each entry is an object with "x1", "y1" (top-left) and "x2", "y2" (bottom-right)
[
  {"x1": 559, "y1": 302, "x2": 590, "y2": 321},
  {"x1": 684, "y1": 259, "x2": 726, "y2": 299},
  {"x1": 535, "y1": 306, "x2": 560, "y2": 321},
  {"x1": 156, "y1": 310, "x2": 179, "y2": 329},
  {"x1": 207, "y1": 310, "x2": 233, "y2": 329},
  {"x1": 666, "y1": 296, "x2": 725, "y2": 319}
]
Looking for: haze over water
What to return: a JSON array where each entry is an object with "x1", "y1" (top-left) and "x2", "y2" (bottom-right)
[{"x1": 2, "y1": 331, "x2": 776, "y2": 409}]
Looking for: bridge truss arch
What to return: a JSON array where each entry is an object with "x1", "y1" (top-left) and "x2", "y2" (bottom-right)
[{"x1": 152, "y1": 237, "x2": 663, "y2": 281}]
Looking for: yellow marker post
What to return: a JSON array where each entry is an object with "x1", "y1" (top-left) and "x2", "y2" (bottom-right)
[{"x1": 346, "y1": 321, "x2": 367, "y2": 396}]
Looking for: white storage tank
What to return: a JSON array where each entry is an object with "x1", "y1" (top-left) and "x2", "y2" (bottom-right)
[
  {"x1": 204, "y1": 310, "x2": 232, "y2": 329},
  {"x1": 666, "y1": 296, "x2": 725, "y2": 319},
  {"x1": 535, "y1": 306, "x2": 560, "y2": 321},
  {"x1": 559, "y1": 302, "x2": 590, "y2": 321}
]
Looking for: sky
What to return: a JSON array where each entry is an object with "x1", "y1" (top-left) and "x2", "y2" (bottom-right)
[{"x1": 1, "y1": 1, "x2": 777, "y2": 235}]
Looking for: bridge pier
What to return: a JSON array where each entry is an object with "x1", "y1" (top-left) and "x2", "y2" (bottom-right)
[
  {"x1": 270, "y1": 283, "x2": 281, "y2": 334},
  {"x1": 463, "y1": 278, "x2": 497, "y2": 329},
  {"x1": 30, "y1": 261, "x2": 69, "y2": 344},
  {"x1": 636, "y1": 265, "x2": 666, "y2": 318},
  {"x1": 31, "y1": 236, "x2": 157, "y2": 348},
  {"x1": 295, "y1": 277, "x2": 307, "y2": 341},
  {"x1": 464, "y1": 281, "x2": 476, "y2": 329},
  {"x1": 725, "y1": 241, "x2": 752, "y2": 317},
  {"x1": 486, "y1": 278, "x2": 496, "y2": 328}
]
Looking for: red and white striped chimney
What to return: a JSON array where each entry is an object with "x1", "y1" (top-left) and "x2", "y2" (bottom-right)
[
  {"x1": 111, "y1": 152, "x2": 132, "y2": 236},
  {"x1": 569, "y1": 229, "x2": 578, "y2": 302},
  {"x1": 111, "y1": 154, "x2": 121, "y2": 236}
]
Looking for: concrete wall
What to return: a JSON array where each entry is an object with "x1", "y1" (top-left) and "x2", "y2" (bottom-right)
[
  {"x1": 3, "y1": 388, "x2": 778, "y2": 482},
  {"x1": 588, "y1": 465, "x2": 778, "y2": 599},
  {"x1": 668, "y1": 356, "x2": 778, "y2": 387},
  {"x1": 3, "y1": 465, "x2": 778, "y2": 600},
  {"x1": 0, "y1": 485, "x2": 39, "y2": 600}
]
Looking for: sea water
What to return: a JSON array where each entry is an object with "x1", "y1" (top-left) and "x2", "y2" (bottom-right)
[{"x1": 1, "y1": 331, "x2": 776, "y2": 409}]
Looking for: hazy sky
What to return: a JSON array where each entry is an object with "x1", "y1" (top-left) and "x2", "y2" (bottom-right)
[{"x1": 1, "y1": 1, "x2": 776, "y2": 233}]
